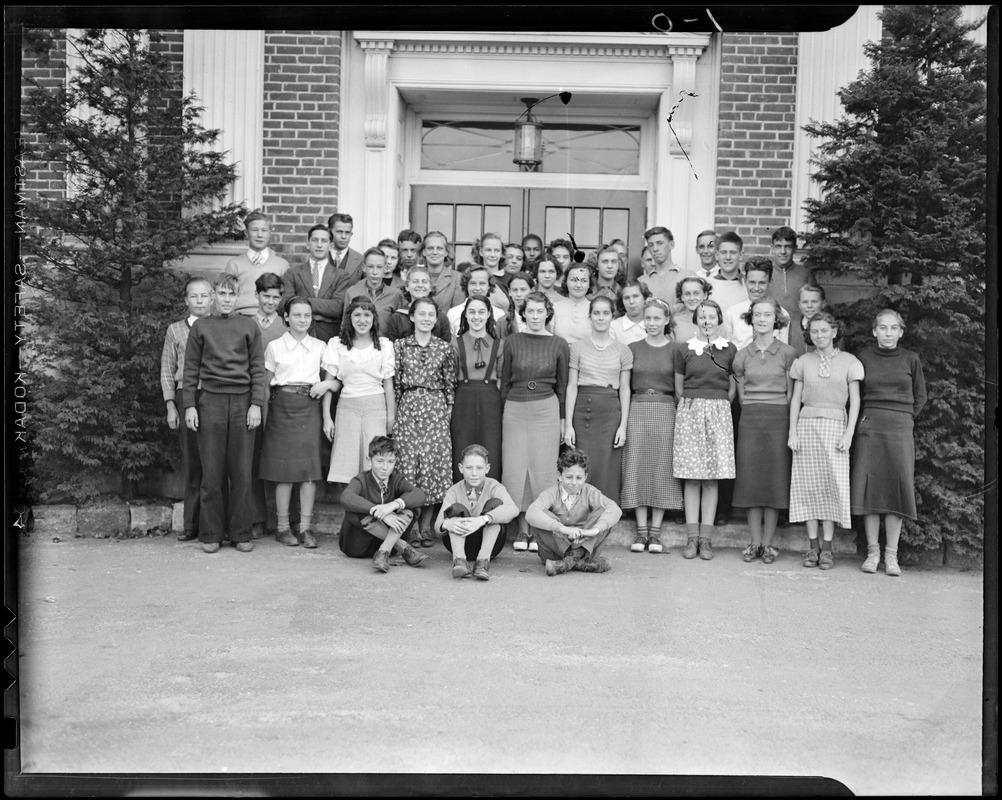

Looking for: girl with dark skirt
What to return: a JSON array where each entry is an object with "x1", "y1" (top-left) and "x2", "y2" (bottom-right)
[
  {"x1": 500, "y1": 292, "x2": 569, "y2": 552},
  {"x1": 259, "y1": 297, "x2": 337, "y2": 549},
  {"x1": 851, "y1": 309, "x2": 926, "y2": 576},
  {"x1": 392, "y1": 296, "x2": 458, "y2": 547},
  {"x1": 732, "y1": 298, "x2": 797, "y2": 564},
  {"x1": 620, "y1": 297, "x2": 682, "y2": 553},
  {"x1": 450, "y1": 296, "x2": 504, "y2": 482},
  {"x1": 563, "y1": 294, "x2": 633, "y2": 504}
]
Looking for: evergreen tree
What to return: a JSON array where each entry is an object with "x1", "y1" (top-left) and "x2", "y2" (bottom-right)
[
  {"x1": 802, "y1": 6, "x2": 987, "y2": 555},
  {"x1": 21, "y1": 29, "x2": 244, "y2": 501}
]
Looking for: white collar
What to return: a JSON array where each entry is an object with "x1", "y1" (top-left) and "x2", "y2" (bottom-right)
[
  {"x1": 279, "y1": 331, "x2": 321, "y2": 351},
  {"x1": 247, "y1": 247, "x2": 269, "y2": 263},
  {"x1": 186, "y1": 314, "x2": 201, "y2": 326},
  {"x1": 620, "y1": 316, "x2": 643, "y2": 330},
  {"x1": 686, "y1": 335, "x2": 729, "y2": 355}
]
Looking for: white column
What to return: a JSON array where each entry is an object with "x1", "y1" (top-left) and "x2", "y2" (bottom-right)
[
  {"x1": 358, "y1": 38, "x2": 396, "y2": 247},
  {"x1": 655, "y1": 48, "x2": 702, "y2": 243}
]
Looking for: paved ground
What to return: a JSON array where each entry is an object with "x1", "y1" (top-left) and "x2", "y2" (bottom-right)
[{"x1": 10, "y1": 532, "x2": 985, "y2": 795}]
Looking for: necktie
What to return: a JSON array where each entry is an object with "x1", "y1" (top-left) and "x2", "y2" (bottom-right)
[
  {"x1": 312, "y1": 260, "x2": 322, "y2": 294},
  {"x1": 377, "y1": 480, "x2": 387, "y2": 502},
  {"x1": 251, "y1": 251, "x2": 263, "y2": 266}
]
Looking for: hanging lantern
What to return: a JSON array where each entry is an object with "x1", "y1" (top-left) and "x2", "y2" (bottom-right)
[
  {"x1": 513, "y1": 98, "x2": 543, "y2": 170},
  {"x1": 512, "y1": 92, "x2": 571, "y2": 172}
]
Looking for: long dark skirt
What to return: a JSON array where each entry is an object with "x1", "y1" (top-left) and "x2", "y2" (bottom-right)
[
  {"x1": 733, "y1": 403, "x2": 791, "y2": 509},
  {"x1": 259, "y1": 392, "x2": 323, "y2": 483},
  {"x1": 450, "y1": 381, "x2": 502, "y2": 482},
  {"x1": 850, "y1": 408, "x2": 917, "y2": 519},
  {"x1": 573, "y1": 386, "x2": 622, "y2": 504}
]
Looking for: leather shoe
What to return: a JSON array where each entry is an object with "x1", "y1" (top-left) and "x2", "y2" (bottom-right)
[
  {"x1": 452, "y1": 558, "x2": 472, "y2": 579},
  {"x1": 682, "y1": 538, "x2": 699, "y2": 559},
  {"x1": 400, "y1": 544, "x2": 428, "y2": 566},
  {"x1": 235, "y1": 541, "x2": 253, "y2": 553},
  {"x1": 698, "y1": 537, "x2": 713, "y2": 560},
  {"x1": 575, "y1": 555, "x2": 611, "y2": 573},
  {"x1": 201, "y1": 542, "x2": 220, "y2": 554},
  {"x1": 277, "y1": 530, "x2": 299, "y2": 546},
  {"x1": 372, "y1": 550, "x2": 391, "y2": 573},
  {"x1": 177, "y1": 530, "x2": 197, "y2": 542},
  {"x1": 251, "y1": 523, "x2": 265, "y2": 540},
  {"x1": 473, "y1": 558, "x2": 491, "y2": 580},
  {"x1": 301, "y1": 529, "x2": 318, "y2": 549}
]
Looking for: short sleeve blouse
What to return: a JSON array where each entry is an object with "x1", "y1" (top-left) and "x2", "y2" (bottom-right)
[
  {"x1": 789, "y1": 349, "x2": 864, "y2": 421},
  {"x1": 321, "y1": 337, "x2": 395, "y2": 398},
  {"x1": 732, "y1": 339, "x2": 797, "y2": 405},
  {"x1": 570, "y1": 338, "x2": 633, "y2": 387}
]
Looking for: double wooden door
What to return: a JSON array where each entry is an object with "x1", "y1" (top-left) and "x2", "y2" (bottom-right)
[{"x1": 411, "y1": 186, "x2": 646, "y2": 265}]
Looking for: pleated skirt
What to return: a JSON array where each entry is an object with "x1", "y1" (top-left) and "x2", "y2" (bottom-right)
[
  {"x1": 620, "y1": 396, "x2": 683, "y2": 510},
  {"x1": 502, "y1": 394, "x2": 561, "y2": 511},
  {"x1": 850, "y1": 408, "x2": 917, "y2": 519},
  {"x1": 733, "y1": 403, "x2": 791, "y2": 509},
  {"x1": 327, "y1": 393, "x2": 387, "y2": 484},
  {"x1": 259, "y1": 392, "x2": 323, "y2": 483}
]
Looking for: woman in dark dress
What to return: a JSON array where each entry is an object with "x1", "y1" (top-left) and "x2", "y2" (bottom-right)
[
  {"x1": 851, "y1": 309, "x2": 926, "y2": 577},
  {"x1": 450, "y1": 296, "x2": 503, "y2": 482}
]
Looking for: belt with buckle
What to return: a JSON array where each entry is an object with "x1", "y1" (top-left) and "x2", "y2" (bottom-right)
[{"x1": 273, "y1": 384, "x2": 313, "y2": 396}]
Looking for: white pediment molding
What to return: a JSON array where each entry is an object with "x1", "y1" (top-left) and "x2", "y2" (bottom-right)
[{"x1": 354, "y1": 31, "x2": 710, "y2": 59}]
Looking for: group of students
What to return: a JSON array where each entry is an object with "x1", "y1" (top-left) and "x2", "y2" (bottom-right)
[{"x1": 161, "y1": 211, "x2": 926, "y2": 579}]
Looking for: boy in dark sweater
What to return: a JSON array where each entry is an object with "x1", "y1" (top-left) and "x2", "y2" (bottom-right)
[
  {"x1": 339, "y1": 436, "x2": 430, "y2": 573},
  {"x1": 183, "y1": 274, "x2": 267, "y2": 553}
]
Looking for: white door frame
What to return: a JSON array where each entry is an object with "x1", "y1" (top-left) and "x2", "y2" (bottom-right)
[{"x1": 343, "y1": 31, "x2": 715, "y2": 251}]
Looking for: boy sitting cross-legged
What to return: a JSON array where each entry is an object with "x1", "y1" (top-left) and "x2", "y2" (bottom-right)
[
  {"x1": 434, "y1": 444, "x2": 518, "y2": 581},
  {"x1": 338, "y1": 435, "x2": 430, "y2": 573},
  {"x1": 525, "y1": 448, "x2": 622, "y2": 576}
]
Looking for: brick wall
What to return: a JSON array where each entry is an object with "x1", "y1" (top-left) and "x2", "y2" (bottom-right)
[
  {"x1": 19, "y1": 29, "x2": 67, "y2": 204},
  {"x1": 261, "y1": 30, "x2": 342, "y2": 255},
  {"x1": 714, "y1": 33, "x2": 798, "y2": 256}
]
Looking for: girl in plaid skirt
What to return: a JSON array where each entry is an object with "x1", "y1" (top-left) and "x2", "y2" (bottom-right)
[{"x1": 788, "y1": 312, "x2": 863, "y2": 570}]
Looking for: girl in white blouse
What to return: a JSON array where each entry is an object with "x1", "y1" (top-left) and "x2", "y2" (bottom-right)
[{"x1": 321, "y1": 296, "x2": 396, "y2": 484}]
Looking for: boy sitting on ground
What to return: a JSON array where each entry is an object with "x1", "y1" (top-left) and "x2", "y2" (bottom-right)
[
  {"x1": 526, "y1": 448, "x2": 622, "y2": 576},
  {"x1": 338, "y1": 435, "x2": 430, "y2": 573}
]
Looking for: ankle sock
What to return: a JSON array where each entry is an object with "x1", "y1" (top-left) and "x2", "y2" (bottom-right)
[
  {"x1": 277, "y1": 513, "x2": 290, "y2": 532},
  {"x1": 299, "y1": 513, "x2": 313, "y2": 531},
  {"x1": 685, "y1": 522, "x2": 700, "y2": 539},
  {"x1": 884, "y1": 546, "x2": 898, "y2": 558},
  {"x1": 809, "y1": 538, "x2": 821, "y2": 552},
  {"x1": 821, "y1": 539, "x2": 833, "y2": 552},
  {"x1": 867, "y1": 543, "x2": 880, "y2": 557},
  {"x1": 698, "y1": 523, "x2": 714, "y2": 539}
]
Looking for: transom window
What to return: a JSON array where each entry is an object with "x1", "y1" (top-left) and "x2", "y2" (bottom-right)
[{"x1": 421, "y1": 121, "x2": 641, "y2": 175}]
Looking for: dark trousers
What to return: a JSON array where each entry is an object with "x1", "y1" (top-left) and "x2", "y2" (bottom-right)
[
  {"x1": 441, "y1": 499, "x2": 507, "y2": 561},
  {"x1": 196, "y1": 390, "x2": 255, "y2": 543},
  {"x1": 339, "y1": 510, "x2": 417, "y2": 558},
  {"x1": 175, "y1": 388, "x2": 202, "y2": 534},
  {"x1": 529, "y1": 508, "x2": 610, "y2": 564}
]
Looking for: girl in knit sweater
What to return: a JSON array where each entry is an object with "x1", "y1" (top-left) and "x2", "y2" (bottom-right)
[{"x1": 850, "y1": 309, "x2": 926, "y2": 576}]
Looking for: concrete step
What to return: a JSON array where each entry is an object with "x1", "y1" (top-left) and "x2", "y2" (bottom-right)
[{"x1": 170, "y1": 500, "x2": 857, "y2": 554}]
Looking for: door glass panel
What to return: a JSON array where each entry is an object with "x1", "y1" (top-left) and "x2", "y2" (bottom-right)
[
  {"x1": 573, "y1": 208, "x2": 601, "y2": 249},
  {"x1": 427, "y1": 204, "x2": 453, "y2": 240},
  {"x1": 483, "y1": 206, "x2": 511, "y2": 241},
  {"x1": 602, "y1": 209, "x2": 630, "y2": 245},
  {"x1": 421, "y1": 121, "x2": 641, "y2": 174},
  {"x1": 455, "y1": 205, "x2": 481, "y2": 244},
  {"x1": 544, "y1": 207, "x2": 572, "y2": 245}
]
